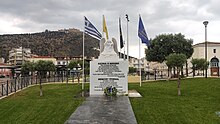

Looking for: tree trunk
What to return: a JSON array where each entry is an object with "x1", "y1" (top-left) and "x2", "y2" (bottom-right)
[
  {"x1": 186, "y1": 61, "x2": 188, "y2": 77},
  {"x1": 77, "y1": 73, "x2": 80, "y2": 85},
  {"x1": 181, "y1": 66, "x2": 184, "y2": 77},
  {"x1": 66, "y1": 70, "x2": 68, "y2": 84},
  {"x1": 192, "y1": 67, "x2": 195, "y2": 77},
  {"x1": 72, "y1": 73, "x2": 74, "y2": 83},
  {"x1": 168, "y1": 67, "x2": 172, "y2": 80},
  {"x1": 177, "y1": 68, "x2": 181, "y2": 96},
  {"x1": 40, "y1": 75, "x2": 43, "y2": 96},
  {"x1": 85, "y1": 73, "x2": 86, "y2": 82},
  {"x1": 174, "y1": 67, "x2": 176, "y2": 76}
]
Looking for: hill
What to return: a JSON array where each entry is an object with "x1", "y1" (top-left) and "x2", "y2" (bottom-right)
[{"x1": 0, "y1": 28, "x2": 100, "y2": 61}]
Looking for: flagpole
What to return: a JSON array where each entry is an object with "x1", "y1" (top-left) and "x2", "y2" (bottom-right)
[
  {"x1": 138, "y1": 14, "x2": 141, "y2": 87},
  {"x1": 139, "y1": 38, "x2": 142, "y2": 87},
  {"x1": 124, "y1": 45, "x2": 125, "y2": 60},
  {"x1": 82, "y1": 17, "x2": 85, "y2": 93},
  {"x1": 102, "y1": 15, "x2": 104, "y2": 39},
  {"x1": 138, "y1": 14, "x2": 149, "y2": 87}
]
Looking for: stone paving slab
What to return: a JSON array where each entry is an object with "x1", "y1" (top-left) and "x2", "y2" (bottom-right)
[
  {"x1": 65, "y1": 96, "x2": 137, "y2": 124},
  {"x1": 128, "y1": 90, "x2": 142, "y2": 98}
]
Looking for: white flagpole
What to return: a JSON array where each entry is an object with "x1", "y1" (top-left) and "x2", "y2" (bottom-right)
[
  {"x1": 82, "y1": 18, "x2": 85, "y2": 91},
  {"x1": 139, "y1": 39, "x2": 142, "y2": 87},
  {"x1": 102, "y1": 15, "x2": 104, "y2": 42},
  {"x1": 124, "y1": 44, "x2": 125, "y2": 60}
]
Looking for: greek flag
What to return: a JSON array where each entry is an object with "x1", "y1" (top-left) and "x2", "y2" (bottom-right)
[
  {"x1": 84, "y1": 16, "x2": 102, "y2": 40},
  {"x1": 138, "y1": 16, "x2": 150, "y2": 46}
]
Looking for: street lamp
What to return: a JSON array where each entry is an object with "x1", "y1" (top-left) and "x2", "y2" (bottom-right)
[
  {"x1": 125, "y1": 14, "x2": 129, "y2": 62},
  {"x1": 203, "y1": 21, "x2": 208, "y2": 78}
]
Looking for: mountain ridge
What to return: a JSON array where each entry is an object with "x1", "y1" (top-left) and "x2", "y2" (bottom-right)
[{"x1": 0, "y1": 28, "x2": 100, "y2": 62}]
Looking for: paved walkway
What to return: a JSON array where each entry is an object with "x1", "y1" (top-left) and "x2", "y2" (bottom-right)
[{"x1": 65, "y1": 96, "x2": 137, "y2": 124}]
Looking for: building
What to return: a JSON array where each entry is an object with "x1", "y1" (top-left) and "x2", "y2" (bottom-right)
[
  {"x1": 0, "y1": 58, "x2": 5, "y2": 63},
  {"x1": 8, "y1": 47, "x2": 31, "y2": 66},
  {"x1": 28, "y1": 55, "x2": 56, "y2": 65},
  {"x1": 144, "y1": 42, "x2": 220, "y2": 77},
  {"x1": 188, "y1": 42, "x2": 220, "y2": 76},
  {"x1": 55, "y1": 56, "x2": 83, "y2": 66},
  {"x1": 0, "y1": 63, "x2": 13, "y2": 77}
]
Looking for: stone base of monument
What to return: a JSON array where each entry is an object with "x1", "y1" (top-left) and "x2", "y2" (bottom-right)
[
  {"x1": 90, "y1": 59, "x2": 128, "y2": 96},
  {"x1": 65, "y1": 96, "x2": 137, "y2": 124}
]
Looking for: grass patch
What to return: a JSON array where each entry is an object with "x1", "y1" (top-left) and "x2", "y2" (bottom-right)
[
  {"x1": 0, "y1": 78, "x2": 219, "y2": 124},
  {"x1": 0, "y1": 83, "x2": 87, "y2": 124},
  {"x1": 129, "y1": 78, "x2": 220, "y2": 124}
]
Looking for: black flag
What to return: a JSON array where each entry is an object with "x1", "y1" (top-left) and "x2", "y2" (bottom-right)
[{"x1": 119, "y1": 17, "x2": 124, "y2": 49}]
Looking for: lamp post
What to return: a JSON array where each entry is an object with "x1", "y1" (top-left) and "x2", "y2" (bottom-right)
[
  {"x1": 125, "y1": 14, "x2": 129, "y2": 61},
  {"x1": 203, "y1": 21, "x2": 208, "y2": 78}
]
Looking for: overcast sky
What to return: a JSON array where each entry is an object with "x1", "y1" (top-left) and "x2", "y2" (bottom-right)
[{"x1": 0, "y1": 0, "x2": 220, "y2": 58}]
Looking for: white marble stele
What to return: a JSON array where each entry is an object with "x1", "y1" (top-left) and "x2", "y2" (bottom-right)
[{"x1": 90, "y1": 38, "x2": 128, "y2": 96}]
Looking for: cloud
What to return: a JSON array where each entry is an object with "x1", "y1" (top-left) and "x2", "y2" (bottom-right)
[{"x1": 0, "y1": 0, "x2": 219, "y2": 58}]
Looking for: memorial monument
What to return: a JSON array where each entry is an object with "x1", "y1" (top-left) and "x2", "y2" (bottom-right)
[{"x1": 90, "y1": 38, "x2": 128, "y2": 95}]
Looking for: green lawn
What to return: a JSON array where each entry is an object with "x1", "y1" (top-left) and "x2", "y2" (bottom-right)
[
  {"x1": 0, "y1": 78, "x2": 219, "y2": 124},
  {"x1": 129, "y1": 78, "x2": 220, "y2": 124},
  {"x1": 0, "y1": 83, "x2": 86, "y2": 124}
]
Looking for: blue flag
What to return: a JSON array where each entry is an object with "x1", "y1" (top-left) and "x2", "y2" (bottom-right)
[
  {"x1": 138, "y1": 16, "x2": 150, "y2": 46},
  {"x1": 84, "y1": 16, "x2": 102, "y2": 40}
]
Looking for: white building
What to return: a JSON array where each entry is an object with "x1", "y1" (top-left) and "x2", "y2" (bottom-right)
[
  {"x1": 188, "y1": 42, "x2": 220, "y2": 76},
  {"x1": 145, "y1": 42, "x2": 220, "y2": 77},
  {"x1": 55, "y1": 56, "x2": 83, "y2": 66},
  {"x1": 8, "y1": 47, "x2": 31, "y2": 66}
]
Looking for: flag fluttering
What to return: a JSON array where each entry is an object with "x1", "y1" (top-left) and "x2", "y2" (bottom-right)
[
  {"x1": 119, "y1": 17, "x2": 124, "y2": 49},
  {"x1": 138, "y1": 16, "x2": 150, "y2": 46},
  {"x1": 84, "y1": 16, "x2": 102, "y2": 40},
  {"x1": 103, "y1": 15, "x2": 109, "y2": 39}
]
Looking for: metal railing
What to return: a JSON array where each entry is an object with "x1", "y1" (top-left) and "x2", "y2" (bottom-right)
[{"x1": 0, "y1": 75, "x2": 67, "y2": 98}]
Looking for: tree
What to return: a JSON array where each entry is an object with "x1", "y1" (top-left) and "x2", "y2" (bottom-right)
[
  {"x1": 68, "y1": 60, "x2": 79, "y2": 83},
  {"x1": 21, "y1": 61, "x2": 35, "y2": 76},
  {"x1": 166, "y1": 53, "x2": 187, "y2": 96},
  {"x1": 129, "y1": 67, "x2": 136, "y2": 74},
  {"x1": 191, "y1": 58, "x2": 209, "y2": 77},
  {"x1": 35, "y1": 60, "x2": 56, "y2": 96},
  {"x1": 146, "y1": 33, "x2": 193, "y2": 76},
  {"x1": 83, "y1": 60, "x2": 90, "y2": 82},
  {"x1": 68, "y1": 60, "x2": 90, "y2": 83},
  {"x1": 191, "y1": 59, "x2": 199, "y2": 76}
]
